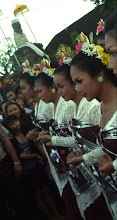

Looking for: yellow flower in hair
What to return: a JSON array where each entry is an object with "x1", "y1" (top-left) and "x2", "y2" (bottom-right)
[
  {"x1": 51, "y1": 68, "x2": 56, "y2": 73},
  {"x1": 93, "y1": 45, "x2": 104, "y2": 56},
  {"x1": 35, "y1": 70, "x2": 40, "y2": 74},
  {"x1": 101, "y1": 53, "x2": 110, "y2": 66}
]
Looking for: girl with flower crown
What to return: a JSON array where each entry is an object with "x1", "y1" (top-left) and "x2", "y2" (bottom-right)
[
  {"x1": 66, "y1": 33, "x2": 117, "y2": 219},
  {"x1": 97, "y1": 11, "x2": 117, "y2": 198},
  {"x1": 34, "y1": 69, "x2": 83, "y2": 219},
  {"x1": 45, "y1": 59, "x2": 114, "y2": 220},
  {"x1": 19, "y1": 71, "x2": 65, "y2": 220},
  {"x1": 34, "y1": 49, "x2": 110, "y2": 219}
]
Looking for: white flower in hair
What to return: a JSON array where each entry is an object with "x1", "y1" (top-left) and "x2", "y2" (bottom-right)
[
  {"x1": 24, "y1": 68, "x2": 35, "y2": 76},
  {"x1": 75, "y1": 32, "x2": 110, "y2": 68},
  {"x1": 43, "y1": 67, "x2": 54, "y2": 78},
  {"x1": 56, "y1": 44, "x2": 75, "y2": 66},
  {"x1": 63, "y1": 57, "x2": 72, "y2": 65}
]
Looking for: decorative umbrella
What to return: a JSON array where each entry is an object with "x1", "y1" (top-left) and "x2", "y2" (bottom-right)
[{"x1": 14, "y1": 4, "x2": 38, "y2": 43}]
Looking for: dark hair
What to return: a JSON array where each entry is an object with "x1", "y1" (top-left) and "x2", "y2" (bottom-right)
[
  {"x1": 96, "y1": 31, "x2": 105, "y2": 40},
  {"x1": 35, "y1": 72, "x2": 53, "y2": 88},
  {"x1": 4, "y1": 101, "x2": 35, "y2": 135},
  {"x1": 20, "y1": 72, "x2": 35, "y2": 87},
  {"x1": 54, "y1": 64, "x2": 74, "y2": 85},
  {"x1": 15, "y1": 85, "x2": 21, "y2": 96},
  {"x1": 5, "y1": 101, "x2": 25, "y2": 116},
  {"x1": 6, "y1": 89, "x2": 15, "y2": 95},
  {"x1": 0, "y1": 75, "x2": 8, "y2": 83},
  {"x1": 104, "y1": 13, "x2": 117, "y2": 39},
  {"x1": 0, "y1": 101, "x2": 6, "y2": 111},
  {"x1": 71, "y1": 52, "x2": 117, "y2": 86},
  {"x1": 1, "y1": 101, "x2": 6, "y2": 106},
  {"x1": 4, "y1": 115, "x2": 19, "y2": 128}
]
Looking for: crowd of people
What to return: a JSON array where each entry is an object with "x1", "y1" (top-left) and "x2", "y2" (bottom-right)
[{"x1": 0, "y1": 12, "x2": 117, "y2": 220}]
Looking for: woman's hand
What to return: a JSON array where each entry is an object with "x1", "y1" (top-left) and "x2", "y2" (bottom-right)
[
  {"x1": 26, "y1": 129, "x2": 39, "y2": 140},
  {"x1": 66, "y1": 151, "x2": 83, "y2": 165},
  {"x1": 37, "y1": 134, "x2": 51, "y2": 143},
  {"x1": 13, "y1": 164, "x2": 22, "y2": 177},
  {"x1": 98, "y1": 155, "x2": 114, "y2": 175}
]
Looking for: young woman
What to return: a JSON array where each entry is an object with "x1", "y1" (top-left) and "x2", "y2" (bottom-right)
[
  {"x1": 40, "y1": 63, "x2": 113, "y2": 220},
  {"x1": 5, "y1": 101, "x2": 35, "y2": 134},
  {"x1": 19, "y1": 72, "x2": 53, "y2": 138},
  {"x1": 19, "y1": 72, "x2": 65, "y2": 220},
  {"x1": 104, "y1": 13, "x2": 117, "y2": 77},
  {"x1": 67, "y1": 38, "x2": 117, "y2": 219},
  {"x1": 34, "y1": 72, "x2": 82, "y2": 220}
]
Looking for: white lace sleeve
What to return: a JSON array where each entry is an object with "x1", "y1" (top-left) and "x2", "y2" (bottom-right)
[
  {"x1": 113, "y1": 159, "x2": 117, "y2": 172},
  {"x1": 63, "y1": 102, "x2": 75, "y2": 123},
  {"x1": 89, "y1": 103, "x2": 101, "y2": 125},
  {"x1": 51, "y1": 135, "x2": 78, "y2": 148},
  {"x1": 83, "y1": 147, "x2": 106, "y2": 166}
]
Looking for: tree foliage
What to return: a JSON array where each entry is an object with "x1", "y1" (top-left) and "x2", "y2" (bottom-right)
[
  {"x1": 70, "y1": 31, "x2": 79, "y2": 48},
  {"x1": 84, "y1": 0, "x2": 117, "y2": 14},
  {"x1": 0, "y1": 37, "x2": 20, "y2": 76}
]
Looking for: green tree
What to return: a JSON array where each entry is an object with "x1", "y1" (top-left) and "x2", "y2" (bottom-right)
[
  {"x1": 0, "y1": 37, "x2": 20, "y2": 76},
  {"x1": 70, "y1": 31, "x2": 79, "y2": 48},
  {"x1": 84, "y1": 0, "x2": 116, "y2": 14}
]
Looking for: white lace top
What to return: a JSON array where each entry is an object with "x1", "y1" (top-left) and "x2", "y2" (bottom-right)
[
  {"x1": 46, "y1": 97, "x2": 102, "y2": 218},
  {"x1": 42, "y1": 97, "x2": 75, "y2": 195},
  {"x1": 83, "y1": 111, "x2": 117, "y2": 166},
  {"x1": 51, "y1": 98, "x2": 101, "y2": 147},
  {"x1": 34, "y1": 100, "x2": 54, "y2": 120}
]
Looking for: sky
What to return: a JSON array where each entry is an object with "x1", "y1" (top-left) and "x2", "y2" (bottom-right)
[{"x1": 0, "y1": 0, "x2": 95, "y2": 49}]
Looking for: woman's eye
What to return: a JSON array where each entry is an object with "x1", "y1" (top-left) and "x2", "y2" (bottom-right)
[
  {"x1": 59, "y1": 85, "x2": 63, "y2": 89},
  {"x1": 110, "y1": 53, "x2": 117, "y2": 57},
  {"x1": 76, "y1": 79, "x2": 82, "y2": 83}
]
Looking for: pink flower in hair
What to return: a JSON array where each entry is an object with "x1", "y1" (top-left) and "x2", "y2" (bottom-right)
[
  {"x1": 40, "y1": 64, "x2": 44, "y2": 72},
  {"x1": 97, "y1": 24, "x2": 104, "y2": 33},
  {"x1": 22, "y1": 66, "x2": 28, "y2": 72},
  {"x1": 59, "y1": 57, "x2": 64, "y2": 66},
  {"x1": 76, "y1": 42, "x2": 82, "y2": 53}
]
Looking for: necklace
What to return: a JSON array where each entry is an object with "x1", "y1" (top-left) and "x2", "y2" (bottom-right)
[{"x1": 14, "y1": 134, "x2": 27, "y2": 141}]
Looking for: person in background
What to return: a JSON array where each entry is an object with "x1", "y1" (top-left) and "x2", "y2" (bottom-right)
[
  {"x1": 6, "y1": 89, "x2": 16, "y2": 102},
  {"x1": 0, "y1": 123, "x2": 23, "y2": 219},
  {"x1": 0, "y1": 75, "x2": 13, "y2": 101},
  {"x1": 11, "y1": 79, "x2": 18, "y2": 91},
  {"x1": 4, "y1": 114, "x2": 63, "y2": 220},
  {"x1": 5, "y1": 101, "x2": 35, "y2": 134},
  {"x1": 0, "y1": 101, "x2": 6, "y2": 122},
  {"x1": 25, "y1": 97, "x2": 36, "y2": 110},
  {"x1": 15, "y1": 85, "x2": 24, "y2": 101}
]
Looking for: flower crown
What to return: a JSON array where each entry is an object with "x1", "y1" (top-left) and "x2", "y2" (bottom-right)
[
  {"x1": 75, "y1": 32, "x2": 109, "y2": 68},
  {"x1": 37, "y1": 58, "x2": 55, "y2": 78},
  {"x1": 22, "y1": 59, "x2": 38, "y2": 76},
  {"x1": 96, "y1": 19, "x2": 105, "y2": 35},
  {"x1": 56, "y1": 44, "x2": 75, "y2": 66},
  {"x1": 22, "y1": 59, "x2": 55, "y2": 78}
]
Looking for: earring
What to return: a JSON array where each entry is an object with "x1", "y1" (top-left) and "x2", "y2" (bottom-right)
[
  {"x1": 51, "y1": 88, "x2": 55, "y2": 93},
  {"x1": 34, "y1": 87, "x2": 37, "y2": 92},
  {"x1": 75, "y1": 85, "x2": 77, "y2": 91},
  {"x1": 97, "y1": 76, "x2": 103, "y2": 83}
]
